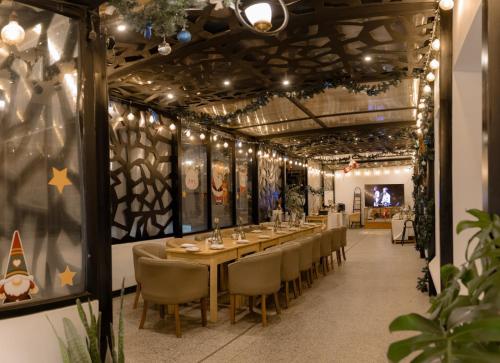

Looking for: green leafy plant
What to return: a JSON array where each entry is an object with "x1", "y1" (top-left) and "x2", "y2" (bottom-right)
[
  {"x1": 387, "y1": 209, "x2": 500, "y2": 362},
  {"x1": 48, "y1": 281, "x2": 126, "y2": 363},
  {"x1": 285, "y1": 184, "x2": 305, "y2": 219}
]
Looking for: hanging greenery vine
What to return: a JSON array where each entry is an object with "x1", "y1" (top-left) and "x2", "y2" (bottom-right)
[{"x1": 168, "y1": 75, "x2": 404, "y2": 126}]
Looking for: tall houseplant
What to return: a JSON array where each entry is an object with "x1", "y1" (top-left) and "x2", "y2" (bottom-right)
[
  {"x1": 387, "y1": 210, "x2": 500, "y2": 362},
  {"x1": 285, "y1": 184, "x2": 305, "y2": 221},
  {"x1": 49, "y1": 282, "x2": 126, "y2": 363}
]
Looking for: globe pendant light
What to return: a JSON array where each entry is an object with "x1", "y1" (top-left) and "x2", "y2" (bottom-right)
[
  {"x1": 431, "y1": 38, "x2": 441, "y2": 51},
  {"x1": 245, "y1": 3, "x2": 272, "y2": 32},
  {"x1": 235, "y1": 0, "x2": 289, "y2": 36},
  {"x1": 1, "y1": 12, "x2": 25, "y2": 46},
  {"x1": 426, "y1": 72, "x2": 436, "y2": 82}
]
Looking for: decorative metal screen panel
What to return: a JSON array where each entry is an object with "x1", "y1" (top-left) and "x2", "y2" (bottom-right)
[
  {"x1": 109, "y1": 102, "x2": 173, "y2": 243},
  {"x1": 0, "y1": 5, "x2": 85, "y2": 308},
  {"x1": 258, "y1": 157, "x2": 282, "y2": 222}
]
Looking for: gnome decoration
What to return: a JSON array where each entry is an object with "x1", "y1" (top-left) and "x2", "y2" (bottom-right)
[{"x1": 0, "y1": 231, "x2": 38, "y2": 304}]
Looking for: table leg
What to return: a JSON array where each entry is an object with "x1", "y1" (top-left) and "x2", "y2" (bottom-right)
[{"x1": 209, "y1": 261, "x2": 218, "y2": 323}]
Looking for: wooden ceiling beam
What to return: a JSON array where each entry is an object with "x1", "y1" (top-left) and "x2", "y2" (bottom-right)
[
  {"x1": 286, "y1": 97, "x2": 327, "y2": 128},
  {"x1": 234, "y1": 106, "x2": 417, "y2": 130},
  {"x1": 256, "y1": 120, "x2": 416, "y2": 140}
]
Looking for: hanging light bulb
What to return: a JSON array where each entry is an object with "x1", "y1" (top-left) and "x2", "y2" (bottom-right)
[
  {"x1": 248, "y1": 148, "x2": 253, "y2": 154},
  {"x1": 127, "y1": 111, "x2": 135, "y2": 121},
  {"x1": 244, "y1": 2, "x2": 273, "y2": 32},
  {"x1": 1, "y1": 12, "x2": 25, "y2": 46},
  {"x1": 416, "y1": 119, "x2": 422, "y2": 128},
  {"x1": 257, "y1": 150, "x2": 262, "y2": 156},
  {"x1": 429, "y1": 59, "x2": 440, "y2": 70},
  {"x1": 169, "y1": 123, "x2": 176, "y2": 131},
  {"x1": 213, "y1": 134, "x2": 218, "y2": 141},
  {"x1": 426, "y1": 72, "x2": 436, "y2": 82},
  {"x1": 439, "y1": 0, "x2": 454, "y2": 11},
  {"x1": 237, "y1": 141, "x2": 243, "y2": 148},
  {"x1": 418, "y1": 102, "x2": 426, "y2": 109},
  {"x1": 223, "y1": 141, "x2": 229, "y2": 148},
  {"x1": 185, "y1": 129, "x2": 191, "y2": 137},
  {"x1": 431, "y1": 38, "x2": 441, "y2": 51},
  {"x1": 200, "y1": 133, "x2": 206, "y2": 140},
  {"x1": 423, "y1": 84, "x2": 432, "y2": 94}
]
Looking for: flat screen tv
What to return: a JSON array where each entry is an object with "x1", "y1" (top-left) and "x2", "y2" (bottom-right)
[{"x1": 364, "y1": 184, "x2": 404, "y2": 208}]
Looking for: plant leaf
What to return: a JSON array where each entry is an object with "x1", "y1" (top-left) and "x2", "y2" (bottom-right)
[
  {"x1": 47, "y1": 316, "x2": 71, "y2": 363},
  {"x1": 389, "y1": 314, "x2": 443, "y2": 335},
  {"x1": 62, "y1": 318, "x2": 92, "y2": 363},
  {"x1": 387, "y1": 334, "x2": 444, "y2": 362}
]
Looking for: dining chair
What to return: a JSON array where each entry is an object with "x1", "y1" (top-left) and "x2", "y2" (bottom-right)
[
  {"x1": 319, "y1": 231, "x2": 333, "y2": 275},
  {"x1": 311, "y1": 233, "x2": 321, "y2": 280},
  {"x1": 268, "y1": 242, "x2": 301, "y2": 308},
  {"x1": 228, "y1": 249, "x2": 282, "y2": 327},
  {"x1": 296, "y1": 236, "x2": 314, "y2": 293},
  {"x1": 331, "y1": 228, "x2": 343, "y2": 267},
  {"x1": 340, "y1": 226, "x2": 347, "y2": 261},
  {"x1": 138, "y1": 258, "x2": 209, "y2": 337},
  {"x1": 132, "y1": 243, "x2": 166, "y2": 309}
]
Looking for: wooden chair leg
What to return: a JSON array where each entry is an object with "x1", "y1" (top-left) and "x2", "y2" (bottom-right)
[
  {"x1": 230, "y1": 294, "x2": 236, "y2": 324},
  {"x1": 314, "y1": 263, "x2": 319, "y2": 279},
  {"x1": 298, "y1": 274, "x2": 303, "y2": 293},
  {"x1": 336, "y1": 250, "x2": 342, "y2": 266},
  {"x1": 139, "y1": 300, "x2": 148, "y2": 329},
  {"x1": 249, "y1": 296, "x2": 254, "y2": 313},
  {"x1": 133, "y1": 283, "x2": 141, "y2": 309},
  {"x1": 261, "y1": 295, "x2": 267, "y2": 327},
  {"x1": 322, "y1": 259, "x2": 327, "y2": 276},
  {"x1": 200, "y1": 298, "x2": 207, "y2": 327},
  {"x1": 273, "y1": 292, "x2": 281, "y2": 314},
  {"x1": 174, "y1": 304, "x2": 181, "y2": 338},
  {"x1": 342, "y1": 246, "x2": 346, "y2": 261},
  {"x1": 292, "y1": 279, "x2": 298, "y2": 298},
  {"x1": 160, "y1": 305, "x2": 165, "y2": 319},
  {"x1": 284, "y1": 282, "x2": 290, "y2": 309}
]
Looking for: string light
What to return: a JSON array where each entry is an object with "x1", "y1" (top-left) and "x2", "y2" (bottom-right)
[
  {"x1": 429, "y1": 59, "x2": 440, "y2": 70},
  {"x1": 248, "y1": 148, "x2": 253, "y2": 153},
  {"x1": 237, "y1": 141, "x2": 243, "y2": 148},
  {"x1": 1, "y1": 12, "x2": 25, "y2": 46},
  {"x1": 223, "y1": 141, "x2": 229, "y2": 148},
  {"x1": 117, "y1": 24, "x2": 127, "y2": 32},
  {"x1": 200, "y1": 133, "x2": 206, "y2": 140},
  {"x1": 423, "y1": 85, "x2": 432, "y2": 94},
  {"x1": 431, "y1": 38, "x2": 441, "y2": 51},
  {"x1": 127, "y1": 111, "x2": 135, "y2": 121},
  {"x1": 426, "y1": 72, "x2": 436, "y2": 82},
  {"x1": 439, "y1": 0, "x2": 454, "y2": 11},
  {"x1": 169, "y1": 123, "x2": 176, "y2": 131},
  {"x1": 185, "y1": 129, "x2": 191, "y2": 137}
]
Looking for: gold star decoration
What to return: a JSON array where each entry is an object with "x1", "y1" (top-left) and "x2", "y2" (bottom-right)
[
  {"x1": 48, "y1": 167, "x2": 72, "y2": 194},
  {"x1": 59, "y1": 266, "x2": 77, "y2": 287}
]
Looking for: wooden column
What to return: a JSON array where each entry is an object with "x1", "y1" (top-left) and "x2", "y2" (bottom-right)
[
  {"x1": 439, "y1": 10, "x2": 454, "y2": 269},
  {"x1": 483, "y1": 0, "x2": 500, "y2": 214}
]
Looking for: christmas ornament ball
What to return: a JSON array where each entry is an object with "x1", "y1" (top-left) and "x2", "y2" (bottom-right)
[{"x1": 177, "y1": 29, "x2": 192, "y2": 43}]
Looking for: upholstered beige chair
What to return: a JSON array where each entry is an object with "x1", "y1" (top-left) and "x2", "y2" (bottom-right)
[
  {"x1": 340, "y1": 226, "x2": 347, "y2": 261},
  {"x1": 311, "y1": 234, "x2": 321, "y2": 280},
  {"x1": 296, "y1": 237, "x2": 314, "y2": 293},
  {"x1": 138, "y1": 258, "x2": 208, "y2": 337},
  {"x1": 319, "y1": 231, "x2": 333, "y2": 275},
  {"x1": 132, "y1": 243, "x2": 166, "y2": 309},
  {"x1": 349, "y1": 212, "x2": 361, "y2": 228},
  {"x1": 331, "y1": 228, "x2": 343, "y2": 266},
  {"x1": 228, "y1": 249, "x2": 282, "y2": 326},
  {"x1": 268, "y1": 242, "x2": 301, "y2": 308}
]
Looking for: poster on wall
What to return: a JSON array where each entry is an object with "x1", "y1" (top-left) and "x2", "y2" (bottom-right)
[
  {"x1": 212, "y1": 161, "x2": 229, "y2": 205},
  {"x1": 185, "y1": 166, "x2": 200, "y2": 191},
  {"x1": 238, "y1": 166, "x2": 247, "y2": 194}
]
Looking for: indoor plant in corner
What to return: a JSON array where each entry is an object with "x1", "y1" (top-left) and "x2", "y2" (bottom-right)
[
  {"x1": 387, "y1": 210, "x2": 500, "y2": 362},
  {"x1": 48, "y1": 282, "x2": 125, "y2": 363}
]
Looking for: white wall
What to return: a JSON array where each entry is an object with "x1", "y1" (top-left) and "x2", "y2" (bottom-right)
[
  {"x1": 452, "y1": 0, "x2": 483, "y2": 267},
  {"x1": 334, "y1": 165, "x2": 414, "y2": 218},
  {"x1": 0, "y1": 301, "x2": 97, "y2": 362}
]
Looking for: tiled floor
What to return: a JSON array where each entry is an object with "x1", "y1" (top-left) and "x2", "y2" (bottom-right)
[{"x1": 114, "y1": 229, "x2": 429, "y2": 363}]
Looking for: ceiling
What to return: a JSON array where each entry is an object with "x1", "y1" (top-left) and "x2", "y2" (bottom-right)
[{"x1": 103, "y1": 0, "x2": 435, "y2": 158}]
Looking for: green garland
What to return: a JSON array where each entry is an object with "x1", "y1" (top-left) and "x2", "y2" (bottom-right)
[
  {"x1": 412, "y1": 87, "x2": 435, "y2": 293},
  {"x1": 167, "y1": 74, "x2": 403, "y2": 126},
  {"x1": 108, "y1": 0, "x2": 234, "y2": 37}
]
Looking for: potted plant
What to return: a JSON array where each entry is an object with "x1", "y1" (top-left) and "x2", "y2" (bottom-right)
[
  {"x1": 285, "y1": 184, "x2": 305, "y2": 224},
  {"x1": 387, "y1": 210, "x2": 500, "y2": 362}
]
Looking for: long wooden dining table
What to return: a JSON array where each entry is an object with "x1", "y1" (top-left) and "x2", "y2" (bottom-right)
[{"x1": 165, "y1": 224, "x2": 323, "y2": 322}]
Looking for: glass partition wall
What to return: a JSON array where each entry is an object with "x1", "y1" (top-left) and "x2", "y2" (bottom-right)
[
  {"x1": 235, "y1": 142, "x2": 253, "y2": 225},
  {"x1": 211, "y1": 137, "x2": 234, "y2": 228},
  {"x1": 181, "y1": 129, "x2": 209, "y2": 233}
]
